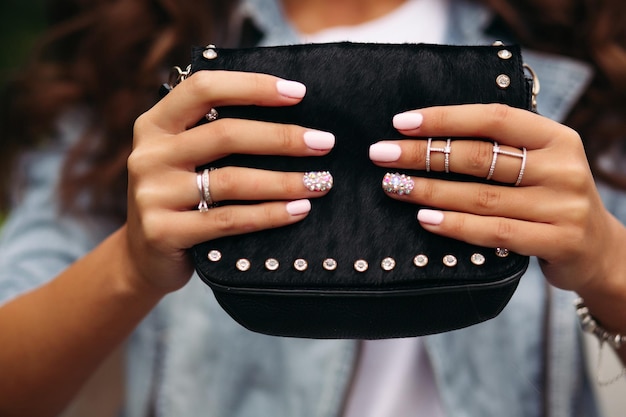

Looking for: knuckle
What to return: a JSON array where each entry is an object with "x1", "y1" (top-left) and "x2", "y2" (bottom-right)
[
  {"x1": 133, "y1": 112, "x2": 151, "y2": 138},
  {"x1": 448, "y1": 214, "x2": 466, "y2": 235},
  {"x1": 474, "y1": 184, "x2": 501, "y2": 211},
  {"x1": 281, "y1": 173, "x2": 300, "y2": 194},
  {"x1": 213, "y1": 168, "x2": 235, "y2": 195},
  {"x1": 491, "y1": 218, "x2": 515, "y2": 245},
  {"x1": 418, "y1": 179, "x2": 438, "y2": 202},
  {"x1": 408, "y1": 142, "x2": 426, "y2": 166},
  {"x1": 485, "y1": 103, "x2": 512, "y2": 126},
  {"x1": 466, "y1": 140, "x2": 492, "y2": 171},
  {"x1": 187, "y1": 70, "x2": 215, "y2": 96},
  {"x1": 276, "y1": 124, "x2": 294, "y2": 150},
  {"x1": 140, "y1": 212, "x2": 168, "y2": 247},
  {"x1": 212, "y1": 208, "x2": 238, "y2": 232},
  {"x1": 207, "y1": 119, "x2": 231, "y2": 141},
  {"x1": 556, "y1": 160, "x2": 592, "y2": 192},
  {"x1": 428, "y1": 108, "x2": 449, "y2": 132}
]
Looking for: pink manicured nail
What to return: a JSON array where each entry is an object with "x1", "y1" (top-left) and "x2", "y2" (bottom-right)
[
  {"x1": 393, "y1": 112, "x2": 424, "y2": 130},
  {"x1": 286, "y1": 199, "x2": 311, "y2": 216},
  {"x1": 369, "y1": 143, "x2": 402, "y2": 162},
  {"x1": 304, "y1": 131, "x2": 335, "y2": 150},
  {"x1": 276, "y1": 80, "x2": 306, "y2": 99},
  {"x1": 417, "y1": 209, "x2": 444, "y2": 225}
]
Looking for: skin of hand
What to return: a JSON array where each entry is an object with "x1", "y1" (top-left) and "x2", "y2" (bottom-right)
[
  {"x1": 0, "y1": 70, "x2": 337, "y2": 417},
  {"x1": 126, "y1": 69, "x2": 336, "y2": 294},
  {"x1": 370, "y1": 104, "x2": 626, "y2": 339}
]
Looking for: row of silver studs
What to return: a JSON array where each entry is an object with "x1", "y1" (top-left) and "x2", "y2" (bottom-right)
[
  {"x1": 493, "y1": 40, "x2": 512, "y2": 89},
  {"x1": 202, "y1": 43, "x2": 516, "y2": 91},
  {"x1": 207, "y1": 248, "x2": 510, "y2": 272}
]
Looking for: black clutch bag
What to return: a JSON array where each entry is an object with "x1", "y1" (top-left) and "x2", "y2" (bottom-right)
[{"x1": 167, "y1": 42, "x2": 535, "y2": 339}]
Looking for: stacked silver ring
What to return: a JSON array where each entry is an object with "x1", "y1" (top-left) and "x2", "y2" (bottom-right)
[
  {"x1": 197, "y1": 168, "x2": 216, "y2": 212},
  {"x1": 426, "y1": 138, "x2": 452, "y2": 173},
  {"x1": 486, "y1": 141, "x2": 527, "y2": 186}
]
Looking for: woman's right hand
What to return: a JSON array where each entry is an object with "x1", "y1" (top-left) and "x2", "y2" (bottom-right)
[{"x1": 126, "y1": 70, "x2": 335, "y2": 293}]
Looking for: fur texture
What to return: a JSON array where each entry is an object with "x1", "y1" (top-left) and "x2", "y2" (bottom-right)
[{"x1": 189, "y1": 43, "x2": 532, "y2": 338}]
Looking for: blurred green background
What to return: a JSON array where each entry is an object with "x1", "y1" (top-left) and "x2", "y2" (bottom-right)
[
  {"x1": 0, "y1": 0, "x2": 47, "y2": 83},
  {"x1": 1, "y1": 1, "x2": 47, "y2": 223},
  {"x1": 0, "y1": 0, "x2": 46, "y2": 77}
]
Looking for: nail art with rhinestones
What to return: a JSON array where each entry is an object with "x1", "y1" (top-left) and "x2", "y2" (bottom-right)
[
  {"x1": 303, "y1": 171, "x2": 334, "y2": 192},
  {"x1": 382, "y1": 173, "x2": 414, "y2": 195}
]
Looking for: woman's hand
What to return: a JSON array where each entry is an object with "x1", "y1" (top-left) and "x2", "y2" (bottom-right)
[
  {"x1": 369, "y1": 104, "x2": 626, "y2": 298},
  {"x1": 126, "y1": 70, "x2": 335, "y2": 293}
]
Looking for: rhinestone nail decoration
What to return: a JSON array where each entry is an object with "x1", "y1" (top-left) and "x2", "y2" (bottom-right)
[
  {"x1": 413, "y1": 254, "x2": 429, "y2": 267},
  {"x1": 303, "y1": 171, "x2": 334, "y2": 192},
  {"x1": 208, "y1": 250, "x2": 222, "y2": 262},
  {"x1": 470, "y1": 253, "x2": 486, "y2": 266},
  {"x1": 443, "y1": 255, "x2": 458, "y2": 267},
  {"x1": 382, "y1": 173, "x2": 415, "y2": 195},
  {"x1": 381, "y1": 257, "x2": 396, "y2": 271},
  {"x1": 236, "y1": 258, "x2": 251, "y2": 271},
  {"x1": 496, "y1": 74, "x2": 511, "y2": 89},
  {"x1": 354, "y1": 259, "x2": 369, "y2": 272},
  {"x1": 495, "y1": 248, "x2": 510, "y2": 258},
  {"x1": 323, "y1": 258, "x2": 338, "y2": 271},
  {"x1": 265, "y1": 258, "x2": 280, "y2": 271},
  {"x1": 293, "y1": 259, "x2": 308, "y2": 271}
]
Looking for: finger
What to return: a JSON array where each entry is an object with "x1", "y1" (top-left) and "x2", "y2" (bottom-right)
[
  {"x1": 371, "y1": 139, "x2": 537, "y2": 185},
  {"x1": 172, "y1": 200, "x2": 312, "y2": 248},
  {"x1": 173, "y1": 121, "x2": 335, "y2": 167},
  {"x1": 386, "y1": 176, "x2": 568, "y2": 222},
  {"x1": 142, "y1": 71, "x2": 307, "y2": 134},
  {"x1": 416, "y1": 208, "x2": 560, "y2": 259},
  {"x1": 156, "y1": 168, "x2": 333, "y2": 209},
  {"x1": 392, "y1": 104, "x2": 575, "y2": 150}
]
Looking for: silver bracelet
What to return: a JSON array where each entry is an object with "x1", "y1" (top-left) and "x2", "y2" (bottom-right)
[
  {"x1": 574, "y1": 298, "x2": 626, "y2": 349},
  {"x1": 574, "y1": 297, "x2": 626, "y2": 386}
]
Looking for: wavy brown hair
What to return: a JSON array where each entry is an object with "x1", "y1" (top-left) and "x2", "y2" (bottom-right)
[{"x1": 1, "y1": 0, "x2": 626, "y2": 219}]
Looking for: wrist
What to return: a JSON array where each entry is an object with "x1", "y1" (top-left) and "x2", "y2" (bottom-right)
[
  {"x1": 576, "y1": 215, "x2": 626, "y2": 333},
  {"x1": 109, "y1": 226, "x2": 171, "y2": 302}
]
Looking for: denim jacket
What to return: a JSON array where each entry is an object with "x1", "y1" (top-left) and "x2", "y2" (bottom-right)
[{"x1": 0, "y1": 0, "x2": 608, "y2": 416}]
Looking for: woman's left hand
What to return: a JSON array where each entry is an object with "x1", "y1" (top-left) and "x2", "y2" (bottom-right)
[{"x1": 369, "y1": 104, "x2": 626, "y2": 297}]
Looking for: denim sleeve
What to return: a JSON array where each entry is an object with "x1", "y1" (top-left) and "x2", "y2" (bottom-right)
[{"x1": 0, "y1": 138, "x2": 119, "y2": 306}]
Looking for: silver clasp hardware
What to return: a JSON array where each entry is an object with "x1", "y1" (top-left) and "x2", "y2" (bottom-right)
[
  {"x1": 168, "y1": 64, "x2": 191, "y2": 89},
  {"x1": 523, "y1": 63, "x2": 541, "y2": 111}
]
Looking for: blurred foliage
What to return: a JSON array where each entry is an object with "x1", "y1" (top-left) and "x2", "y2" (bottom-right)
[
  {"x1": 0, "y1": 0, "x2": 47, "y2": 80},
  {"x1": 0, "y1": 1, "x2": 47, "y2": 224}
]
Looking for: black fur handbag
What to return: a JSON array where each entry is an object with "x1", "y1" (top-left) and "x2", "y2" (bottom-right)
[{"x1": 167, "y1": 42, "x2": 536, "y2": 339}]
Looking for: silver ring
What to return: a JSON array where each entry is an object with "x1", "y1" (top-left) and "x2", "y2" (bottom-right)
[
  {"x1": 197, "y1": 171, "x2": 209, "y2": 212},
  {"x1": 515, "y1": 147, "x2": 527, "y2": 186},
  {"x1": 444, "y1": 138, "x2": 451, "y2": 173},
  {"x1": 426, "y1": 138, "x2": 433, "y2": 172},
  {"x1": 486, "y1": 142, "x2": 527, "y2": 185},
  {"x1": 426, "y1": 138, "x2": 452, "y2": 173},
  {"x1": 197, "y1": 168, "x2": 217, "y2": 212},
  {"x1": 486, "y1": 141, "x2": 499, "y2": 180}
]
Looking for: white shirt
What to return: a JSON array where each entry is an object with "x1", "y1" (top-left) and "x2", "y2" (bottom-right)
[{"x1": 295, "y1": 0, "x2": 450, "y2": 416}]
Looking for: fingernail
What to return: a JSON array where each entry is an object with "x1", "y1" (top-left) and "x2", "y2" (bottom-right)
[
  {"x1": 417, "y1": 209, "x2": 444, "y2": 225},
  {"x1": 369, "y1": 142, "x2": 401, "y2": 162},
  {"x1": 303, "y1": 171, "x2": 334, "y2": 192},
  {"x1": 393, "y1": 112, "x2": 424, "y2": 130},
  {"x1": 304, "y1": 131, "x2": 335, "y2": 150},
  {"x1": 276, "y1": 80, "x2": 306, "y2": 99},
  {"x1": 286, "y1": 199, "x2": 311, "y2": 216},
  {"x1": 382, "y1": 173, "x2": 414, "y2": 195}
]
